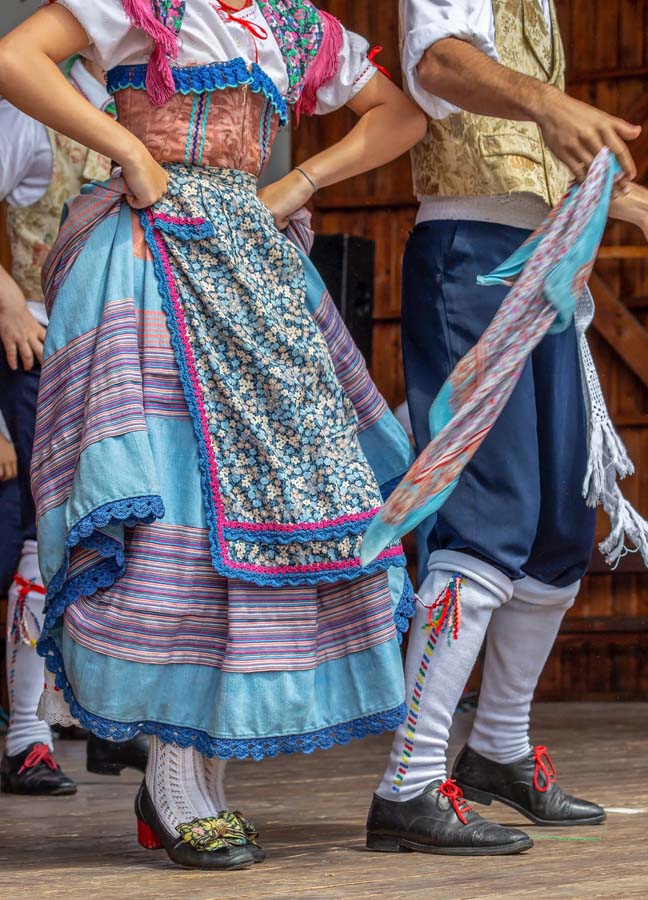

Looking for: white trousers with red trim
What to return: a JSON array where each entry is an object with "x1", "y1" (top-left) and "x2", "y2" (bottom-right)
[{"x1": 5, "y1": 540, "x2": 53, "y2": 757}]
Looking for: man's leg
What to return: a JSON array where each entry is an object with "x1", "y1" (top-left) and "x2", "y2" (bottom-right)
[
  {"x1": 0, "y1": 354, "x2": 79, "y2": 793},
  {"x1": 453, "y1": 324, "x2": 604, "y2": 825},
  {"x1": 367, "y1": 221, "x2": 540, "y2": 855}
]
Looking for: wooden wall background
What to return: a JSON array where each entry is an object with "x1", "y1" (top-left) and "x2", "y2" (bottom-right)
[
  {"x1": 294, "y1": 0, "x2": 648, "y2": 700},
  {"x1": 0, "y1": 2, "x2": 646, "y2": 702}
]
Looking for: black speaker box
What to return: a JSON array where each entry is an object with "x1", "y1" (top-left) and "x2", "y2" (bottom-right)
[{"x1": 310, "y1": 234, "x2": 375, "y2": 365}]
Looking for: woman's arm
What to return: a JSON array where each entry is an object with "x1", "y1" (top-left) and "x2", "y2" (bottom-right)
[
  {"x1": 0, "y1": 4, "x2": 167, "y2": 208},
  {"x1": 258, "y1": 73, "x2": 428, "y2": 229}
]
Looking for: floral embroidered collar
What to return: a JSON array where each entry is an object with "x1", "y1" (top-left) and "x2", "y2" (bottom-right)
[
  {"x1": 255, "y1": 0, "x2": 324, "y2": 104},
  {"x1": 152, "y1": 0, "x2": 187, "y2": 34}
]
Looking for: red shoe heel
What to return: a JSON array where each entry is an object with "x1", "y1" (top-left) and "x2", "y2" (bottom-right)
[{"x1": 137, "y1": 818, "x2": 163, "y2": 850}]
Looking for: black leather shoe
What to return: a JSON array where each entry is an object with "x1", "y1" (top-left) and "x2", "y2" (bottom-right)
[
  {"x1": 366, "y1": 778, "x2": 533, "y2": 856},
  {"x1": 452, "y1": 744, "x2": 607, "y2": 827},
  {"x1": 87, "y1": 733, "x2": 149, "y2": 775},
  {"x1": 135, "y1": 782, "x2": 257, "y2": 870},
  {"x1": 1, "y1": 743, "x2": 77, "y2": 796}
]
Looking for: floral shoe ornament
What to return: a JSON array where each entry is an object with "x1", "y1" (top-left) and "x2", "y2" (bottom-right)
[
  {"x1": 176, "y1": 810, "x2": 260, "y2": 853},
  {"x1": 232, "y1": 811, "x2": 260, "y2": 846}
]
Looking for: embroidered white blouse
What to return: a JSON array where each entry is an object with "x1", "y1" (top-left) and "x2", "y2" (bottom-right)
[{"x1": 54, "y1": 0, "x2": 376, "y2": 114}]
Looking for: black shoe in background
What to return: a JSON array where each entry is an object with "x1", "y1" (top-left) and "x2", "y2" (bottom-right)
[
  {"x1": 366, "y1": 777, "x2": 533, "y2": 856},
  {"x1": 1, "y1": 742, "x2": 77, "y2": 795},
  {"x1": 86, "y1": 732, "x2": 149, "y2": 775},
  {"x1": 452, "y1": 744, "x2": 606, "y2": 826},
  {"x1": 52, "y1": 724, "x2": 90, "y2": 741}
]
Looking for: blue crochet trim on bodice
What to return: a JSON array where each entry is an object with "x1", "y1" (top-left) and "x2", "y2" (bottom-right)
[{"x1": 107, "y1": 59, "x2": 288, "y2": 125}]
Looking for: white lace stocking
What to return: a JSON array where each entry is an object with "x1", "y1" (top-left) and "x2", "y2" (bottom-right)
[
  {"x1": 203, "y1": 757, "x2": 228, "y2": 811},
  {"x1": 145, "y1": 737, "x2": 216, "y2": 831}
]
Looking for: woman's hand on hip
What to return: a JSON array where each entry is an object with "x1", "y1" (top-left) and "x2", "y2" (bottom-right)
[
  {"x1": 258, "y1": 169, "x2": 315, "y2": 230},
  {"x1": 121, "y1": 142, "x2": 170, "y2": 210}
]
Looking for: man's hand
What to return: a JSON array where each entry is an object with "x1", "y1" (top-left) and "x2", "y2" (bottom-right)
[
  {"x1": 417, "y1": 38, "x2": 641, "y2": 185},
  {"x1": 536, "y1": 87, "x2": 641, "y2": 184},
  {"x1": 0, "y1": 267, "x2": 45, "y2": 371},
  {"x1": 0, "y1": 433, "x2": 17, "y2": 481}
]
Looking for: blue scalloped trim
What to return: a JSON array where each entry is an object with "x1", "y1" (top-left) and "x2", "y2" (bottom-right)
[
  {"x1": 222, "y1": 515, "x2": 379, "y2": 544},
  {"x1": 39, "y1": 630, "x2": 405, "y2": 760},
  {"x1": 141, "y1": 207, "x2": 406, "y2": 587},
  {"x1": 393, "y1": 573, "x2": 416, "y2": 646},
  {"x1": 107, "y1": 59, "x2": 288, "y2": 126},
  {"x1": 153, "y1": 217, "x2": 215, "y2": 241},
  {"x1": 40, "y1": 496, "x2": 165, "y2": 638}
]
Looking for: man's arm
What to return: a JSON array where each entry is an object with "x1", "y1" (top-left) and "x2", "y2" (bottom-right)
[
  {"x1": 0, "y1": 101, "x2": 51, "y2": 370},
  {"x1": 418, "y1": 37, "x2": 641, "y2": 183},
  {"x1": 0, "y1": 264, "x2": 46, "y2": 371}
]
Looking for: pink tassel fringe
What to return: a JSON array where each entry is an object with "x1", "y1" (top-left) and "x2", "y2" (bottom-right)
[
  {"x1": 294, "y1": 10, "x2": 344, "y2": 123},
  {"x1": 122, "y1": 0, "x2": 179, "y2": 107}
]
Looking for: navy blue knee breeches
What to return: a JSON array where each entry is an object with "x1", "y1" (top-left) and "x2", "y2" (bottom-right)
[{"x1": 402, "y1": 219, "x2": 596, "y2": 587}]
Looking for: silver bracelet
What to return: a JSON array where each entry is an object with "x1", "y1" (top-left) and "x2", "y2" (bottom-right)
[{"x1": 294, "y1": 165, "x2": 318, "y2": 194}]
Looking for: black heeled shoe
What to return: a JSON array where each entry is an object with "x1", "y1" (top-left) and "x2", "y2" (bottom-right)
[
  {"x1": 87, "y1": 733, "x2": 149, "y2": 775},
  {"x1": 1, "y1": 743, "x2": 77, "y2": 796},
  {"x1": 135, "y1": 782, "x2": 258, "y2": 870}
]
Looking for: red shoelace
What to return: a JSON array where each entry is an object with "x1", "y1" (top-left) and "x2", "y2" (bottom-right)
[
  {"x1": 18, "y1": 743, "x2": 59, "y2": 775},
  {"x1": 438, "y1": 779, "x2": 472, "y2": 825},
  {"x1": 533, "y1": 745, "x2": 557, "y2": 793}
]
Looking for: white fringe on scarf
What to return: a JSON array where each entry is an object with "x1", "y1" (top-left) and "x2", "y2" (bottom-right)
[{"x1": 576, "y1": 288, "x2": 648, "y2": 567}]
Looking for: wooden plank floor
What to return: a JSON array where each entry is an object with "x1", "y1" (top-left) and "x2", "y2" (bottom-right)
[{"x1": 1, "y1": 703, "x2": 647, "y2": 900}]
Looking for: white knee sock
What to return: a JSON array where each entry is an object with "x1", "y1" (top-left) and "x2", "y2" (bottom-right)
[
  {"x1": 203, "y1": 757, "x2": 228, "y2": 810},
  {"x1": 376, "y1": 551, "x2": 513, "y2": 802},
  {"x1": 146, "y1": 737, "x2": 217, "y2": 831},
  {"x1": 468, "y1": 575, "x2": 578, "y2": 764},
  {"x1": 5, "y1": 540, "x2": 53, "y2": 757}
]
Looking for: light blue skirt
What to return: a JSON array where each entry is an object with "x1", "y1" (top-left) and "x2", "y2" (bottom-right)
[{"x1": 34, "y1": 166, "x2": 415, "y2": 759}]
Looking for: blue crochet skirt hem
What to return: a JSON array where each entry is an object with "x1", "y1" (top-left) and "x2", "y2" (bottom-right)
[
  {"x1": 39, "y1": 631, "x2": 405, "y2": 760},
  {"x1": 40, "y1": 495, "x2": 165, "y2": 638},
  {"x1": 393, "y1": 574, "x2": 417, "y2": 645}
]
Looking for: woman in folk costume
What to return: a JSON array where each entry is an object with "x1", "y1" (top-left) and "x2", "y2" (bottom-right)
[
  {"x1": 0, "y1": 53, "x2": 149, "y2": 797},
  {"x1": 0, "y1": 0, "x2": 425, "y2": 871}
]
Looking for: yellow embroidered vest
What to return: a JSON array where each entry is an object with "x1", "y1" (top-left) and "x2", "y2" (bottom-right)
[
  {"x1": 410, "y1": 0, "x2": 570, "y2": 207},
  {"x1": 6, "y1": 129, "x2": 111, "y2": 303}
]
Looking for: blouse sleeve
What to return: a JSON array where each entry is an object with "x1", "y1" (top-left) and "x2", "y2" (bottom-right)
[
  {"x1": 53, "y1": 0, "x2": 136, "y2": 70},
  {"x1": 0, "y1": 102, "x2": 50, "y2": 207},
  {"x1": 401, "y1": 0, "x2": 498, "y2": 120},
  {"x1": 314, "y1": 27, "x2": 377, "y2": 116}
]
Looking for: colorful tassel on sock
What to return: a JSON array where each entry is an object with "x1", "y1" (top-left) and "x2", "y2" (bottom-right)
[{"x1": 392, "y1": 574, "x2": 463, "y2": 793}]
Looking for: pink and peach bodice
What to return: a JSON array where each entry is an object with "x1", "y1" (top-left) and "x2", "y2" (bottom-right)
[{"x1": 115, "y1": 85, "x2": 280, "y2": 175}]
